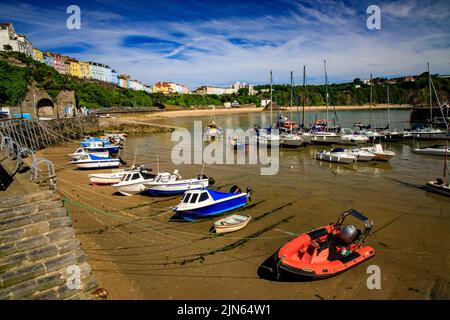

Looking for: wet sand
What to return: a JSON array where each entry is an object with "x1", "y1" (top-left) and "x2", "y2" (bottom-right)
[
  {"x1": 36, "y1": 115, "x2": 450, "y2": 300},
  {"x1": 122, "y1": 104, "x2": 411, "y2": 121}
]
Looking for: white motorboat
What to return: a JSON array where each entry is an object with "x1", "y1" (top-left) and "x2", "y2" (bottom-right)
[
  {"x1": 71, "y1": 154, "x2": 120, "y2": 170},
  {"x1": 88, "y1": 165, "x2": 149, "y2": 185},
  {"x1": 142, "y1": 171, "x2": 213, "y2": 196},
  {"x1": 346, "y1": 148, "x2": 375, "y2": 162},
  {"x1": 340, "y1": 128, "x2": 369, "y2": 145},
  {"x1": 203, "y1": 118, "x2": 223, "y2": 141},
  {"x1": 362, "y1": 144, "x2": 395, "y2": 162},
  {"x1": 315, "y1": 148, "x2": 357, "y2": 164},
  {"x1": 413, "y1": 145, "x2": 450, "y2": 156},
  {"x1": 254, "y1": 130, "x2": 281, "y2": 148},
  {"x1": 213, "y1": 214, "x2": 251, "y2": 234},
  {"x1": 411, "y1": 127, "x2": 447, "y2": 140},
  {"x1": 67, "y1": 147, "x2": 109, "y2": 161},
  {"x1": 112, "y1": 170, "x2": 157, "y2": 196},
  {"x1": 311, "y1": 131, "x2": 341, "y2": 145},
  {"x1": 280, "y1": 132, "x2": 303, "y2": 147}
]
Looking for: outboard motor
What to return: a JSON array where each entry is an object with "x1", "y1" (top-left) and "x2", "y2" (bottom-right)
[
  {"x1": 208, "y1": 177, "x2": 215, "y2": 186},
  {"x1": 338, "y1": 225, "x2": 358, "y2": 243},
  {"x1": 229, "y1": 185, "x2": 241, "y2": 193},
  {"x1": 119, "y1": 158, "x2": 127, "y2": 165},
  {"x1": 246, "y1": 187, "x2": 253, "y2": 201}
]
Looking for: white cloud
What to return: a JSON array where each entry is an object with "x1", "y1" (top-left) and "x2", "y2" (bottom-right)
[{"x1": 1, "y1": 0, "x2": 449, "y2": 89}]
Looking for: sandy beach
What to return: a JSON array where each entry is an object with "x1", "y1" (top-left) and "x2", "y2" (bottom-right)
[{"x1": 122, "y1": 104, "x2": 411, "y2": 121}]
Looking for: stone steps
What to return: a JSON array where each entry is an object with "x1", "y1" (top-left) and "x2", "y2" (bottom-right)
[{"x1": 0, "y1": 190, "x2": 100, "y2": 300}]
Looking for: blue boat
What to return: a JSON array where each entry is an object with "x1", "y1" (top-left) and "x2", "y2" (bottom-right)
[
  {"x1": 172, "y1": 186, "x2": 252, "y2": 221},
  {"x1": 80, "y1": 137, "x2": 111, "y2": 148}
]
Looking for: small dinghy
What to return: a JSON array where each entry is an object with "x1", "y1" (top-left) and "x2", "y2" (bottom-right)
[
  {"x1": 413, "y1": 145, "x2": 450, "y2": 156},
  {"x1": 142, "y1": 171, "x2": 214, "y2": 196},
  {"x1": 172, "y1": 185, "x2": 253, "y2": 221},
  {"x1": 346, "y1": 148, "x2": 375, "y2": 162},
  {"x1": 316, "y1": 148, "x2": 356, "y2": 164},
  {"x1": 275, "y1": 209, "x2": 374, "y2": 279},
  {"x1": 68, "y1": 147, "x2": 109, "y2": 161},
  {"x1": 71, "y1": 154, "x2": 121, "y2": 170},
  {"x1": 425, "y1": 144, "x2": 450, "y2": 197},
  {"x1": 362, "y1": 144, "x2": 395, "y2": 162},
  {"x1": 213, "y1": 214, "x2": 251, "y2": 233}
]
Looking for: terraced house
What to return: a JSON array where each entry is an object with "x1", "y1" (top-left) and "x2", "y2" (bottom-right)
[
  {"x1": 32, "y1": 48, "x2": 44, "y2": 63},
  {"x1": 67, "y1": 58, "x2": 81, "y2": 78},
  {"x1": 79, "y1": 61, "x2": 90, "y2": 79}
]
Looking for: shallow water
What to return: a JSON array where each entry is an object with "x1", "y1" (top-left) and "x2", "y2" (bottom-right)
[{"x1": 55, "y1": 110, "x2": 450, "y2": 299}]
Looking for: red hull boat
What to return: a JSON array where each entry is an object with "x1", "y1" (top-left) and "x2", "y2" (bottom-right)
[{"x1": 275, "y1": 209, "x2": 374, "y2": 279}]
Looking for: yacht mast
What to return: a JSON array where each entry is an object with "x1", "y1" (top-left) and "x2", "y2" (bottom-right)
[
  {"x1": 324, "y1": 60, "x2": 329, "y2": 128},
  {"x1": 369, "y1": 74, "x2": 373, "y2": 128},
  {"x1": 290, "y1": 71, "x2": 293, "y2": 131},
  {"x1": 270, "y1": 70, "x2": 273, "y2": 127},
  {"x1": 387, "y1": 83, "x2": 391, "y2": 130},
  {"x1": 302, "y1": 65, "x2": 306, "y2": 130},
  {"x1": 428, "y1": 62, "x2": 433, "y2": 127}
]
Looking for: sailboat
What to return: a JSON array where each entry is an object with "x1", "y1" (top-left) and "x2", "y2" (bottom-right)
[
  {"x1": 380, "y1": 83, "x2": 402, "y2": 141},
  {"x1": 411, "y1": 63, "x2": 449, "y2": 140},
  {"x1": 280, "y1": 71, "x2": 304, "y2": 147},
  {"x1": 255, "y1": 70, "x2": 281, "y2": 148},
  {"x1": 425, "y1": 142, "x2": 450, "y2": 197},
  {"x1": 311, "y1": 60, "x2": 341, "y2": 145},
  {"x1": 297, "y1": 65, "x2": 313, "y2": 144},
  {"x1": 359, "y1": 74, "x2": 384, "y2": 141}
]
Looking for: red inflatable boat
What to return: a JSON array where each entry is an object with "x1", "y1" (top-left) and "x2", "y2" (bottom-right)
[{"x1": 275, "y1": 209, "x2": 374, "y2": 279}]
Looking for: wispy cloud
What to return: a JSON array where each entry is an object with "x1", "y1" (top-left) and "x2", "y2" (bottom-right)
[{"x1": 1, "y1": 0, "x2": 449, "y2": 88}]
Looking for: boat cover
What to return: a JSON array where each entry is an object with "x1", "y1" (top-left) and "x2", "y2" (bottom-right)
[
  {"x1": 89, "y1": 154, "x2": 111, "y2": 160},
  {"x1": 208, "y1": 190, "x2": 239, "y2": 201}
]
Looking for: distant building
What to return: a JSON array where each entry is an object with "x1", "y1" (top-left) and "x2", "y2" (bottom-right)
[
  {"x1": 404, "y1": 76, "x2": 416, "y2": 82},
  {"x1": 32, "y1": 48, "x2": 44, "y2": 63},
  {"x1": 153, "y1": 82, "x2": 171, "y2": 94},
  {"x1": 79, "y1": 61, "x2": 90, "y2": 79},
  {"x1": 51, "y1": 53, "x2": 66, "y2": 74},
  {"x1": 0, "y1": 23, "x2": 33, "y2": 56},
  {"x1": 111, "y1": 70, "x2": 118, "y2": 85},
  {"x1": 118, "y1": 75, "x2": 128, "y2": 89},
  {"x1": 88, "y1": 62, "x2": 111, "y2": 82},
  {"x1": 43, "y1": 52, "x2": 54, "y2": 67},
  {"x1": 195, "y1": 86, "x2": 229, "y2": 95},
  {"x1": 143, "y1": 85, "x2": 153, "y2": 94},
  {"x1": 66, "y1": 58, "x2": 81, "y2": 78}
]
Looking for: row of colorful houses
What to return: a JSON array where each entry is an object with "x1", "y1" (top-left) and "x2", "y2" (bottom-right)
[{"x1": 1, "y1": 22, "x2": 191, "y2": 95}]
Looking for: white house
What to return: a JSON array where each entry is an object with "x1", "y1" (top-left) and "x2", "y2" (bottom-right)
[{"x1": 0, "y1": 22, "x2": 33, "y2": 56}]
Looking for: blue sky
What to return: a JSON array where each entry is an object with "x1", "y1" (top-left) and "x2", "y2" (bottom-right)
[{"x1": 1, "y1": 0, "x2": 450, "y2": 89}]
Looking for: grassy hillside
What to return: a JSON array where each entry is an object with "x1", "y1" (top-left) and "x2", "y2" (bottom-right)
[{"x1": 1, "y1": 51, "x2": 449, "y2": 109}]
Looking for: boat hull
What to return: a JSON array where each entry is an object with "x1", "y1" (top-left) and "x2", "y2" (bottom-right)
[
  {"x1": 316, "y1": 152, "x2": 356, "y2": 164},
  {"x1": 425, "y1": 181, "x2": 450, "y2": 197},
  {"x1": 74, "y1": 160, "x2": 120, "y2": 170},
  {"x1": 311, "y1": 134, "x2": 341, "y2": 145},
  {"x1": 174, "y1": 195, "x2": 248, "y2": 220}
]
